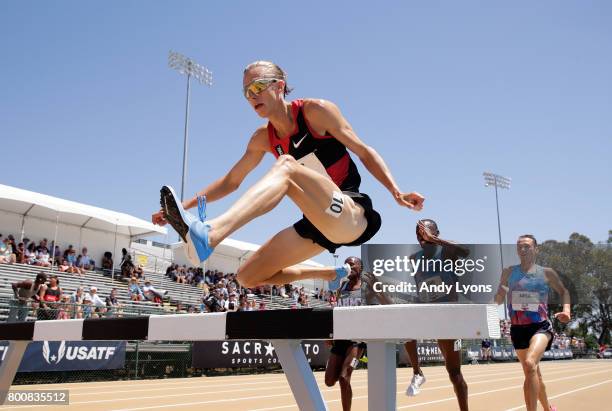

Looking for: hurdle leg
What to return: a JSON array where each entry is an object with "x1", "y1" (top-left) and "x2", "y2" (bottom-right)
[
  {"x1": 0, "y1": 340, "x2": 29, "y2": 404},
  {"x1": 367, "y1": 341, "x2": 396, "y2": 411},
  {"x1": 271, "y1": 340, "x2": 328, "y2": 411}
]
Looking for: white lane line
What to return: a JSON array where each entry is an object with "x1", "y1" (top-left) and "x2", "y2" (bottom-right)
[
  {"x1": 503, "y1": 379, "x2": 612, "y2": 411},
  {"x1": 396, "y1": 369, "x2": 611, "y2": 409},
  {"x1": 247, "y1": 366, "x2": 610, "y2": 411}
]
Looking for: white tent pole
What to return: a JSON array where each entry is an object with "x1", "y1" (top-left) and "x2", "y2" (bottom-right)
[
  {"x1": 19, "y1": 216, "x2": 25, "y2": 243},
  {"x1": 78, "y1": 228, "x2": 82, "y2": 256},
  {"x1": 111, "y1": 220, "x2": 118, "y2": 281},
  {"x1": 51, "y1": 212, "x2": 59, "y2": 272}
]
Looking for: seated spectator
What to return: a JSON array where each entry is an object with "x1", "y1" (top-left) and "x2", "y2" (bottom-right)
[
  {"x1": 133, "y1": 264, "x2": 144, "y2": 279},
  {"x1": 0, "y1": 237, "x2": 16, "y2": 264},
  {"x1": 278, "y1": 285, "x2": 288, "y2": 298},
  {"x1": 65, "y1": 248, "x2": 83, "y2": 276},
  {"x1": 102, "y1": 251, "x2": 113, "y2": 270},
  {"x1": 57, "y1": 295, "x2": 71, "y2": 320},
  {"x1": 142, "y1": 280, "x2": 166, "y2": 304},
  {"x1": 8, "y1": 272, "x2": 47, "y2": 323},
  {"x1": 24, "y1": 242, "x2": 37, "y2": 264},
  {"x1": 70, "y1": 287, "x2": 85, "y2": 319},
  {"x1": 87, "y1": 286, "x2": 107, "y2": 316},
  {"x1": 165, "y1": 265, "x2": 175, "y2": 280},
  {"x1": 81, "y1": 293, "x2": 94, "y2": 318},
  {"x1": 6, "y1": 234, "x2": 17, "y2": 254},
  {"x1": 175, "y1": 302, "x2": 187, "y2": 314},
  {"x1": 225, "y1": 293, "x2": 239, "y2": 312},
  {"x1": 105, "y1": 288, "x2": 122, "y2": 317},
  {"x1": 77, "y1": 247, "x2": 95, "y2": 271},
  {"x1": 38, "y1": 275, "x2": 62, "y2": 320},
  {"x1": 35, "y1": 248, "x2": 52, "y2": 267},
  {"x1": 258, "y1": 301, "x2": 267, "y2": 311},
  {"x1": 58, "y1": 258, "x2": 71, "y2": 272},
  {"x1": 128, "y1": 277, "x2": 144, "y2": 301},
  {"x1": 37, "y1": 238, "x2": 49, "y2": 255},
  {"x1": 175, "y1": 266, "x2": 186, "y2": 284}
]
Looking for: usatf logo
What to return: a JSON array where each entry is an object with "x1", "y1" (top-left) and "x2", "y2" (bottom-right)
[
  {"x1": 41, "y1": 341, "x2": 117, "y2": 364},
  {"x1": 42, "y1": 341, "x2": 66, "y2": 364},
  {"x1": 275, "y1": 145, "x2": 284, "y2": 156}
]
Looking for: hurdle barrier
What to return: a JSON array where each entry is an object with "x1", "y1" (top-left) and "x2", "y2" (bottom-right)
[{"x1": 0, "y1": 303, "x2": 500, "y2": 410}]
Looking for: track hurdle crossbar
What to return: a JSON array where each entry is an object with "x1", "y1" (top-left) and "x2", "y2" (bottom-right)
[{"x1": 0, "y1": 304, "x2": 500, "y2": 411}]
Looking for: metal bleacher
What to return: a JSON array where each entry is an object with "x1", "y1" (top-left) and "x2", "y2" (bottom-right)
[{"x1": 0, "y1": 261, "x2": 330, "y2": 322}]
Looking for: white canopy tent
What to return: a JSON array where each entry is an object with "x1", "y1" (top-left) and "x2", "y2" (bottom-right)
[{"x1": 0, "y1": 184, "x2": 167, "y2": 275}]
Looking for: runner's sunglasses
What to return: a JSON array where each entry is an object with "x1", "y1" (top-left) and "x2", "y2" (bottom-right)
[{"x1": 243, "y1": 78, "x2": 280, "y2": 99}]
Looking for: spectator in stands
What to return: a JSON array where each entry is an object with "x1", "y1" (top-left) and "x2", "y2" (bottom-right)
[
  {"x1": 298, "y1": 294, "x2": 309, "y2": 308},
  {"x1": 87, "y1": 286, "x2": 107, "y2": 316},
  {"x1": 128, "y1": 277, "x2": 144, "y2": 301},
  {"x1": 249, "y1": 299, "x2": 257, "y2": 311},
  {"x1": 15, "y1": 242, "x2": 26, "y2": 264},
  {"x1": 58, "y1": 257, "x2": 71, "y2": 273},
  {"x1": 77, "y1": 247, "x2": 95, "y2": 271},
  {"x1": 106, "y1": 288, "x2": 122, "y2": 317},
  {"x1": 6, "y1": 235, "x2": 17, "y2": 254},
  {"x1": 133, "y1": 264, "x2": 144, "y2": 279},
  {"x1": 8, "y1": 272, "x2": 47, "y2": 322},
  {"x1": 225, "y1": 293, "x2": 239, "y2": 312},
  {"x1": 81, "y1": 293, "x2": 94, "y2": 318},
  {"x1": 166, "y1": 264, "x2": 175, "y2": 280},
  {"x1": 175, "y1": 302, "x2": 187, "y2": 314},
  {"x1": 65, "y1": 247, "x2": 83, "y2": 276},
  {"x1": 63, "y1": 244, "x2": 73, "y2": 261},
  {"x1": 120, "y1": 248, "x2": 134, "y2": 279},
  {"x1": 24, "y1": 242, "x2": 37, "y2": 264},
  {"x1": 0, "y1": 237, "x2": 16, "y2": 264},
  {"x1": 57, "y1": 295, "x2": 71, "y2": 320},
  {"x1": 237, "y1": 298, "x2": 248, "y2": 311},
  {"x1": 175, "y1": 266, "x2": 186, "y2": 284},
  {"x1": 34, "y1": 247, "x2": 52, "y2": 267},
  {"x1": 204, "y1": 270, "x2": 213, "y2": 285},
  {"x1": 70, "y1": 287, "x2": 85, "y2": 319},
  {"x1": 142, "y1": 280, "x2": 166, "y2": 304},
  {"x1": 37, "y1": 238, "x2": 49, "y2": 255},
  {"x1": 102, "y1": 251, "x2": 113, "y2": 271},
  {"x1": 38, "y1": 275, "x2": 62, "y2": 320},
  {"x1": 50, "y1": 242, "x2": 62, "y2": 266}
]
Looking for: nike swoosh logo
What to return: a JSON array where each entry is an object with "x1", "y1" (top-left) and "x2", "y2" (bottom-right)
[{"x1": 292, "y1": 133, "x2": 308, "y2": 149}]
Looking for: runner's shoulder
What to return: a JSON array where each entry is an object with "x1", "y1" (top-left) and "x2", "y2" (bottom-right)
[{"x1": 248, "y1": 126, "x2": 270, "y2": 152}]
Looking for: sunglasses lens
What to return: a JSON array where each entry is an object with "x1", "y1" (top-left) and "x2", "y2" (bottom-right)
[{"x1": 244, "y1": 79, "x2": 276, "y2": 98}]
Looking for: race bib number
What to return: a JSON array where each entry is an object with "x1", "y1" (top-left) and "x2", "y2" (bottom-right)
[
  {"x1": 298, "y1": 152, "x2": 328, "y2": 178},
  {"x1": 325, "y1": 191, "x2": 345, "y2": 218},
  {"x1": 511, "y1": 291, "x2": 540, "y2": 312}
]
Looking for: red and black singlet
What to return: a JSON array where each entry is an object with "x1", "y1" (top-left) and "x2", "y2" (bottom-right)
[{"x1": 267, "y1": 99, "x2": 361, "y2": 192}]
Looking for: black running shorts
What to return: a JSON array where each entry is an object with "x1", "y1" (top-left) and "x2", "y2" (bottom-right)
[
  {"x1": 293, "y1": 192, "x2": 381, "y2": 253},
  {"x1": 510, "y1": 320, "x2": 554, "y2": 351}
]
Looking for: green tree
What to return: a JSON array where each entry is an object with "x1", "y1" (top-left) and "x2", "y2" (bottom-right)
[{"x1": 537, "y1": 232, "x2": 611, "y2": 345}]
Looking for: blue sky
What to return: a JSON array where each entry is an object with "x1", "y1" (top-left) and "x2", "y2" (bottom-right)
[{"x1": 1, "y1": 1, "x2": 610, "y2": 265}]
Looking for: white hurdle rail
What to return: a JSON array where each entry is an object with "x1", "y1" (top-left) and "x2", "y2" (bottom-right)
[{"x1": 0, "y1": 304, "x2": 501, "y2": 410}]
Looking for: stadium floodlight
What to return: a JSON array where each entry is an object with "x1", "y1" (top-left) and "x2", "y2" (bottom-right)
[
  {"x1": 168, "y1": 51, "x2": 212, "y2": 202},
  {"x1": 484, "y1": 171, "x2": 512, "y2": 319}
]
